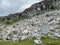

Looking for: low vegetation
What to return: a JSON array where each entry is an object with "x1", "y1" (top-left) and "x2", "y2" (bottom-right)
[
  {"x1": 41, "y1": 36, "x2": 60, "y2": 45},
  {"x1": 0, "y1": 36, "x2": 60, "y2": 45},
  {"x1": 0, "y1": 38, "x2": 34, "y2": 45},
  {"x1": 4, "y1": 18, "x2": 24, "y2": 25}
]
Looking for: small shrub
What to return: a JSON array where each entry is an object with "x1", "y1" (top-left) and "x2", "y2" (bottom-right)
[
  {"x1": 4, "y1": 20, "x2": 13, "y2": 25},
  {"x1": 51, "y1": 6, "x2": 55, "y2": 10},
  {"x1": 0, "y1": 38, "x2": 3, "y2": 40},
  {"x1": 46, "y1": 14, "x2": 50, "y2": 17}
]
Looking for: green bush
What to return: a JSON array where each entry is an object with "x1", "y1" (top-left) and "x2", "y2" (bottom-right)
[{"x1": 4, "y1": 20, "x2": 13, "y2": 25}]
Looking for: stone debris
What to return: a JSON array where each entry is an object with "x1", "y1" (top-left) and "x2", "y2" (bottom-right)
[
  {"x1": 34, "y1": 40, "x2": 42, "y2": 44},
  {"x1": 0, "y1": 10, "x2": 60, "y2": 44}
]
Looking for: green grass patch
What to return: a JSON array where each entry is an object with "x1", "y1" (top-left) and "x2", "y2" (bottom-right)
[
  {"x1": 41, "y1": 36, "x2": 60, "y2": 45},
  {"x1": 4, "y1": 18, "x2": 24, "y2": 25},
  {"x1": 0, "y1": 39, "x2": 34, "y2": 45}
]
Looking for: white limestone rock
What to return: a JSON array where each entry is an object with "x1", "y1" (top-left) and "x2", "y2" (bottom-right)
[{"x1": 34, "y1": 40, "x2": 42, "y2": 44}]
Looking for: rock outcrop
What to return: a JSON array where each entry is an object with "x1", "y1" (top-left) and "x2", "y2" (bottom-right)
[
  {"x1": 0, "y1": 0, "x2": 60, "y2": 45},
  {"x1": 0, "y1": 0, "x2": 60, "y2": 23},
  {"x1": 0, "y1": 10, "x2": 60, "y2": 42}
]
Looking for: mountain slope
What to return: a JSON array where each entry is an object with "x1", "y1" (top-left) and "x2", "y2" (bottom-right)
[
  {"x1": 0, "y1": 0, "x2": 60, "y2": 23},
  {"x1": 0, "y1": 0, "x2": 60, "y2": 45},
  {"x1": 0, "y1": 9, "x2": 60, "y2": 41}
]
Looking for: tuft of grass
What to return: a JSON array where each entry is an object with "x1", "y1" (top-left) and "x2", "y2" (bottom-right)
[{"x1": 4, "y1": 18, "x2": 24, "y2": 25}]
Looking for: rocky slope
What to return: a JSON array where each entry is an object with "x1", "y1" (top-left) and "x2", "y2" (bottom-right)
[
  {"x1": 0, "y1": 0, "x2": 60, "y2": 45},
  {"x1": 0, "y1": 9, "x2": 60, "y2": 43},
  {"x1": 0, "y1": 0, "x2": 60, "y2": 23}
]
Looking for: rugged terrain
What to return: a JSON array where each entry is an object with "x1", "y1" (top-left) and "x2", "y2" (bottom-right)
[
  {"x1": 0, "y1": 10, "x2": 60, "y2": 45},
  {"x1": 0, "y1": 0, "x2": 60, "y2": 23},
  {"x1": 0, "y1": 0, "x2": 60, "y2": 45}
]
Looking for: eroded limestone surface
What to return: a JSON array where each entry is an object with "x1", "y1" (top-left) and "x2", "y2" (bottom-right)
[{"x1": 0, "y1": 10, "x2": 60, "y2": 44}]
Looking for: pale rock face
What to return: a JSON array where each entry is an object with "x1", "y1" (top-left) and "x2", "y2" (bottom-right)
[
  {"x1": 34, "y1": 40, "x2": 42, "y2": 44},
  {"x1": 54, "y1": 33, "x2": 60, "y2": 38},
  {"x1": 56, "y1": 17, "x2": 60, "y2": 21},
  {"x1": 22, "y1": 30, "x2": 29, "y2": 34},
  {"x1": 21, "y1": 35, "x2": 27, "y2": 40},
  {"x1": 48, "y1": 15, "x2": 60, "y2": 38},
  {"x1": 12, "y1": 35, "x2": 19, "y2": 41},
  {"x1": 0, "y1": 10, "x2": 60, "y2": 42},
  {"x1": 37, "y1": 7, "x2": 41, "y2": 11}
]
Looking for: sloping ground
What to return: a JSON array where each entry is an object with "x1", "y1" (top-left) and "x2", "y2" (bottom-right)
[
  {"x1": 0, "y1": 10, "x2": 60, "y2": 45},
  {"x1": 0, "y1": 0, "x2": 60, "y2": 23}
]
